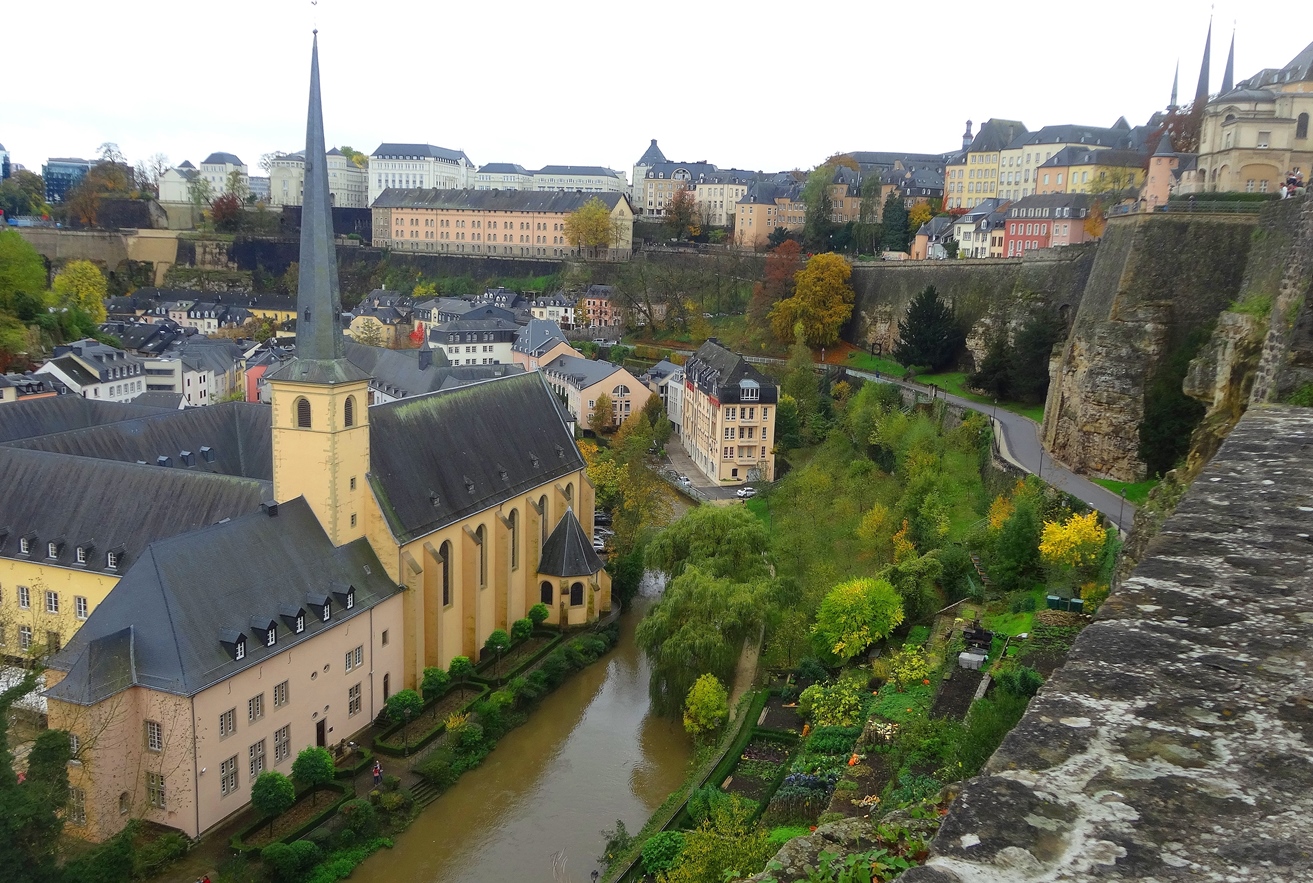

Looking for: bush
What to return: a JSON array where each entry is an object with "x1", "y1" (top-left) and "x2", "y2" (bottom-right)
[
  {"x1": 131, "y1": 830, "x2": 191, "y2": 877},
  {"x1": 641, "y1": 831, "x2": 687, "y2": 875},
  {"x1": 687, "y1": 785, "x2": 733, "y2": 826},
  {"x1": 379, "y1": 790, "x2": 408, "y2": 813},
  {"x1": 994, "y1": 665, "x2": 1043, "y2": 698},
  {"x1": 1009, "y1": 594, "x2": 1038, "y2": 613},
  {"x1": 448, "y1": 656, "x2": 475, "y2": 683},
  {"x1": 528, "y1": 603, "x2": 551, "y2": 628},
  {"x1": 886, "y1": 646, "x2": 933, "y2": 690},
  {"x1": 261, "y1": 842, "x2": 299, "y2": 881},
  {"x1": 805, "y1": 725, "x2": 862, "y2": 756},
  {"x1": 541, "y1": 648, "x2": 570, "y2": 685},
  {"x1": 523, "y1": 669, "x2": 550, "y2": 699},
  {"x1": 416, "y1": 750, "x2": 459, "y2": 790},
  {"x1": 795, "y1": 657, "x2": 829, "y2": 683},
  {"x1": 511, "y1": 618, "x2": 533, "y2": 643},
  {"x1": 421, "y1": 666, "x2": 451, "y2": 701},
  {"x1": 339, "y1": 798, "x2": 378, "y2": 839},
  {"x1": 683, "y1": 673, "x2": 730, "y2": 738},
  {"x1": 563, "y1": 640, "x2": 587, "y2": 669},
  {"x1": 384, "y1": 689, "x2": 423, "y2": 725},
  {"x1": 798, "y1": 679, "x2": 865, "y2": 727},
  {"x1": 456, "y1": 721, "x2": 485, "y2": 753}
]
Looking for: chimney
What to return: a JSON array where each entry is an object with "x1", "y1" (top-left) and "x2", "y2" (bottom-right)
[{"x1": 261, "y1": 500, "x2": 279, "y2": 517}]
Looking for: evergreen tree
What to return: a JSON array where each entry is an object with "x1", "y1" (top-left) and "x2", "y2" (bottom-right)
[
  {"x1": 1010, "y1": 309, "x2": 1066, "y2": 404},
  {"x1": 893, "y1": 286, "x2": 964, "y2": 372},
  {"x1": 968, "y1": 330, "x2": 1013, "y2": 399},
  {"x1": 880, "y1": 192, "x2": 910, "y2": 252}
]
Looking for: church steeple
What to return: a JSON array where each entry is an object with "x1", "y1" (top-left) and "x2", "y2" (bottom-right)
[
  {"x1": 1221, "y1": 27, "x2": 1235, "y2": 94},
  {"x1": 269, "y1": 32, "x2": 371, "y2": 547},
  {"x1": 1169, "y1": 60, "x2": 1180, "y2": 110},
  {"x1": 1195, "y1": 18, "x2": 1213, "y2": 108}
]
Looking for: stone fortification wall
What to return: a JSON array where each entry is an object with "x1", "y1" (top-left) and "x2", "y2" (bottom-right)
[
  {"x1": 844, "y1": 248, "x2": 1096, "y2": 363},
  {"x1": 1251, "y1": 190, "x2": 1313, "y2": 403},
  {"x1": 900, "y1": 407, "x2": 1313, "y2": 883},
  {"x1": 1041, "y1": 213, "x2": 1257, "y2": 480}
]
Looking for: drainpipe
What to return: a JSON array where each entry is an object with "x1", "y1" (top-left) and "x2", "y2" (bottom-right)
[{"x1": 191, "y1": 695, "x2": 201, "y2": 839}]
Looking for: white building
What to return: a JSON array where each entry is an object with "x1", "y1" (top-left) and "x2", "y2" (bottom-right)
[
  {"x1": 631, "y1": 139, "x2": 667, "y2": 206},
  {"x1": 368, "y1": 143, "x2": 474, "y2": 205},
  {"x1": 429, "y1": 308, "x2": 518, "y2": 366},
  {"x1": 157, "y1": 161, "x2": 198, "y2": 203},
  {"x1": 35, "y1": 340, "x2": 145, "y2": 402},
  {"x1": 474, "y1": 163, "x2": 532, "y2": 190},
  {"x1": 142, "y1": 354, "x2": 211, "y2": 407},
  {"x1": 530, "y1": 293, "x2": 578, "y2": 329},
  {"x1": 269, "y1": 150, "x2": 368, "y2": 208},
  {"x1": 532, "y1": 165, "x2": 626, "y2": 193},
  {"x1": 199, "y1": 152, "x2": 248, "y2": 196}
]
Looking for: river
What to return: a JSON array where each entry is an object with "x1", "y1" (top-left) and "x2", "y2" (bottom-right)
[{"x1": 351, "y1": 577, "x2": 690, "y2": 883}]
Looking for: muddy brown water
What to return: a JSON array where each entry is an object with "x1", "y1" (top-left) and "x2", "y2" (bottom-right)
[{"x1": 350, "y1": 578, "x2": 690, "y2": 883}]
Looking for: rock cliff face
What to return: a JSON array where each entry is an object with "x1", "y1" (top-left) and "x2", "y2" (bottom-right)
[
  {"x1": 1041, "y1": 214, "x2": 1257, "y2": 480},
  {"x1": 844, "y1": 248, "x2": 1096, "y2": 364}
]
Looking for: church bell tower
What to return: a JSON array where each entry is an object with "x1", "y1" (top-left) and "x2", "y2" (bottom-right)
[{"x1": 268, "y1": 32, "x2": 372, "y2": 546}]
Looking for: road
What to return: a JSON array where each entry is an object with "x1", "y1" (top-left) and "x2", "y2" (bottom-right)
[{"x1": 845, "y1": 369, "x2": 1138, "y2": 533}]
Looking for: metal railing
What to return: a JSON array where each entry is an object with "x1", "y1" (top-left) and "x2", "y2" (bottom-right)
[{"x1": 1158, "y1": 201, "x2": 1267, "y2": 214}]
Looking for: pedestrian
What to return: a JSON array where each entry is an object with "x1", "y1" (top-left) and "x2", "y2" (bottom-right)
[
  {"x1": 372, "y1": 760, "x2": 382, "y2": 787},
  {"x1": 203, "y1": 876, "x2": 212, "y2": 883}
]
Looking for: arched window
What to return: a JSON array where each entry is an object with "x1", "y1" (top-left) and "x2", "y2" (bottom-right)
[
  {"x1": 295, "y1": 397, "x2": 311, "y2": 428},
  {"x1": 611, "y1": 384, "x2": 630, "y2": 397},
  {"x1": 1224, "y1": 113, "x2": 1236, "y2": 123},
  {"x1": 539, "y1": 495, "x2": 549, "y2": 545},
  {"x1": 570, "y1": 582, "x2": 584, "y2": 606},
  {"x1": 565, "y1": 483, "x2": 573, "y2": 507},
  {"x1": 344, "y1": 395, "x2": 356, "y2": 427},
  {"x1": 508, "y1": 509, "x2": 519, "y2": 570},
  {"x1": 475, "y1": 525, "x2": 486, "y2": 587},
  {"x1": 439, "y1": 540, "x2": 451, "y2": 606},
  {"x1": 540, "y1": 581, "x2": 553, "y2": 605},
  {"x1": 1298, "y1": 113, "x2": 1310, "y2": 140}
]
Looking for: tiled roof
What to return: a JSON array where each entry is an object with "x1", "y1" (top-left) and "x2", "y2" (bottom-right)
[
  {"x1": 538, "y1": 509, "x2": 604, "y2": 578},
  {"x1": 202, "y1": 152, "x2": 243, "y2": 166},
  {"x1": 372, "y1": 189, "x2": 629, "y2": 214},
  {"x1": 371, "y1": 143, "x2": 471, "y2": 164}
]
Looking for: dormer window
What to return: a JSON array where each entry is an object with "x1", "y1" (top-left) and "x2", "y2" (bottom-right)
[
  {"x1": 76, "y1": 546, "x2": 87, "y2": 565},
  {"x1": 266, "y1": 627, "x2": 276, "y2": 647},
  {"x1": 235, "y1": 637, "x2": 246, "y2": 660},
  {"x1": 20, "y1": 537, "x2": 30, "y2": 555},
  {"x1": 295, "y1": 612, "x2": 305, "y2": 633},
  {"x1": 47, "y1": 542, "x2": 58, "y2": 559},
  {"x1": 107, "y1": 551, "x2": 120, "y2": 569},
  {"x1": 322, "y1": 603, "x2": 330, "y2": 622},
  {"x1": 345, "y1": 590, "x2": 355, "y2": 610}
]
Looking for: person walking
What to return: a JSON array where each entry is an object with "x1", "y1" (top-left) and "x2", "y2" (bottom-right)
[{"x1": 372, "y1": 760, "x2": 382, "y2": 787}]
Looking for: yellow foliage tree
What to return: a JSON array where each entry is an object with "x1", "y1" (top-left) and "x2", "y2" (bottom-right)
[
  {"x1": 891, "y1": 519, "x2": 917, "y2": 563},
  {"x1": 987, "y1": 494, "x2": 1014, "y2": 531},
  {"x1": 908, "y1": 202, "x2": 934, "y2": 231},
  {"x1": 564, "y1": 197, "x2": 614, "y2": 249},
  {"x1": 52, "y1": 260, "x2": 108, "y2": 323},
  {"x1": 856, "y1": 503, "x2": 893, "y2": 562},
  {"x1": 1039, "y1": 511, "x2": 1106, "y2": 570},
  {"x1": 767, "y1": 252, "x2": 854, "y2": 347}
]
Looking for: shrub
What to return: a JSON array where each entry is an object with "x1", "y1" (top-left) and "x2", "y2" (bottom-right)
[
  {"x1": 287, "y1": 840, "x2": 321, "y2": 872},
  {"x1": 813, "y1": 577, "x2": 905, "y2": 662},
  {"x1": 456, "y1": 721, "x2": 485, "y2": 753},
  {"x1": 261, "y1": 842, "x2": 300, "y2": 882},
  {"x1": 474, "y1": 700, "x2": 506, "y2": 740},
  {"x1": 511, "y1": 618, "x2": 533, "y2": 643},
  {"x1": 292, "y1": 746, "x2": 336, "y2": 802},
  {"x1": 1009, "y1": 594, "x2": 1038, "y2": 613},
  {"x1": 528, "y1": 603, "x2": 551, "y2": 628},
  {"x1": 384, "y1": 689, "x2": 423, "y2": 724},
  {"x1": 541, "y1": 649, "x2": 570, "y2": 684},
  {"x1": 131, "y1": 830, "x2": 191, "y2": 877},
  {"x1": 339, "y1": 798, "x2": 378, "y2": 839},
  {"x1": 904, "y1": 625, "x2": 931, "y2": 647},
  {"x1": 379, "y1": 790, "x2": 408, "y2": 813},
  {"x1": 421, "y1": 666, "x2": 451, "y2": 701},
  {"x1": 563, "y1": 640, "x2": 587, "y2": 669},
  {"x1": 641, "y1": 831, "x2": 687, "y2": 875},
  {"x1": 380, "y1": 774, "x2": 401, "y2": 793},
  {"x1": 448, "y1": 656, "x2": 475, "y2": 684},
  {"x1": 798, "y1": 680, "x2": 865, "y2": 727},
  {"x1": 250, "y1": 771, "x2": 295, "y2": 833},
  {"x1": 994, "y1": 665, "x2": 1043, "y2": 698},
  {"x1": 885, "y1": 646, "x2": 933, "y2": 690},
  {"x1": 795, "y1": 657, "x2": 828, "y2": 682},
  {"x1": 686, "y1": 784, "x2": 731, "y2": 826},
  {"x1": 524, "y1": 669, "x2": 550, "y2": 698},
  {"x1": 416, "y1": 750, "x2": 459, "y2": 790},
  {"x1": 683, "y1": 673, "x2": 730, "y2": 738}
]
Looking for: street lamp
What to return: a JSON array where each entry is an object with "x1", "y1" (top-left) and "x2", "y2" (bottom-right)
[{"x1": 1118, "y1": 489, "x2": 1127, "y2": 534}]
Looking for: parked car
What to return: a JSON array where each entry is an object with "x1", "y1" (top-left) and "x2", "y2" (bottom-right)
[
  {"x1": 594, "y1": 510, "x2": 612, "y2": 525},
  {"x1": 594, "y1": 527, "x2": 615, "y2": 538},
  {"x1": 736, "y1": 486, "x2": 757, "y2": 498},
  {"x1": 677, "y1": 475, "x2": 691, "y2": 486},
  {"x1": 592, "y1": 537, "x2": 607, "y2": 552}
]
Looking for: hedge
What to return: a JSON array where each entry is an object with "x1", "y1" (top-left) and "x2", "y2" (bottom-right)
[
  {"x1": 333, "y1": 746, "x2": 374, "y2": 780},
  {"x1": 372, "y1": 684, "x2": 489, "y2": 757},
  {"x1": 473, "y1": 630, "x2": 564, "y2": 686},
  {"x1": 230, "y1": 781, "x2": 351, "y2": 854}
]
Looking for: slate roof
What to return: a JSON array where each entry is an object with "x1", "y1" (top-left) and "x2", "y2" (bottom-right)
[
  {"x1": 372, "y1": 189, "x2": 629, "y2": 214},
  {"x1": 534, "y1": 165, "x2": 622, "y2": 178},
  {"x1": 0, "y1": 396, "x2": 174, "y2": 444},
  {"x1": 0, "y1": 446, "x2": 269, "y2": 575},
  {"x1": 46, "y1": 497, "x2": 398, "y2": 703},
  {"x1": 915, "y1": 214, "x2": 956, "y2": 240},
  {"x1": 538, "y1": 509, "x2": 604, "y2": 578},
  {"x1": 1231, "y1": 40, "x2": 1313, "y2": 91},
  {"x1": 643, "y1": 161, "x2": 720, "y2": 182},
  {"x1": 433, "y1": 313, "x2": 518, "y2": 336},
  {"x1": 131, "y1": 392, "x2": 185, "y2": 409},
  {"x1": 371, "y1": 143, "x2": 471, "y2": 164},
  {"x1": 45, "y1": 355, "x2": 98, "y2": 387},
  {"x1": 368, "y1": 372, "x2": 582, "y2": 544},
  {"x1": 685, "y1": 340, "x2": 778, "y2": 405},
  {"x1": 478, "y1": 163, "x2": 530, "y2": 175},
  {"x1": 513, "y1": 319, "x2": 570, "y2": 357},
  {"x1": 636, "y1": 139, "x2": 667, "y2": 166},
  {"x1": 1007, "y1": 124, "x2": 1141, "y2": 151},
  {"x1": 3, "y1": 401, "x2": 274, "y2": 479},
  {"x1": 1036, "y1": 146, "x2": 1145, "y2": 169},
  {"x1": 202, "y1": 152, "x2": 243, "y2": 166},
  {"x1": 541, "y1": 354, "x2": 624, "y2": 390},
  {"x1": 343, "y1": 339, "x2": 520, "y2": 400},
  {"x1": 966, "y1": 119, "x2": 1028, "y2": 154}
]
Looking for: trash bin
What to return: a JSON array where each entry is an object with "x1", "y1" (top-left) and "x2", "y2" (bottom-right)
[
  {"x1": 1068, "y1": 598, "x2": 1085, "y2": 614},
  {"x1": 1047, "y1": 595, "x2": 1061, "y2": 610}
]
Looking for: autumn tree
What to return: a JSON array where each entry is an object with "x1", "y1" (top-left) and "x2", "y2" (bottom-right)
[
  {"x1": 564, "y1": 196, "x2": 614, "y2": 250},
  {"x1": 210, "y1": 192, "x2": 242, "y2": 232},
  {"x1": 590, "y1": 392, "x2": 614, "y2": 433},
  {"x1": 291, "y1": 746, "x2": 335, "y2": 805},
  {"x1": 352, "y1": 319, "x2": 385, "y2": 348},
  {"x1": 664, "y1": 188, "x2": 697, "y2": 240},
  {"x1": 225, "y1": 169, "x2": 249, "y2": 202},
  {"x1": 336, "y1": 145, "x2": 369, "y2": 168},
  {"x1": 52, "y1": 260, "x2": 108, "y2": 323},
  {"x1": 813, "y1": 577, "x2": 904, "y2": 662},
  {"x1": 767, "y1": 252, "x2": 854, "y2": 347},
  {"x1": 746, "y1": 239, "x2": 801, "y2": 335},
  {"x1": 893, "y1": 285, "x2": 963, "y2": 372},
  {"x1": 908, "y1": 202, "x2": 934, "y2": 231},
  {"x1": 1039, "y1": 511, "x2": 1107, "y2": 585}
]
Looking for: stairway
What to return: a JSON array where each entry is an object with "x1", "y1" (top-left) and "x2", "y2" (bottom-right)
[
  {"x1": 409, "y1": 778, "x2": 443, "y2": 809},
  {"x1": 969, "y1": 553, "x2": 993, "y2": 594}
]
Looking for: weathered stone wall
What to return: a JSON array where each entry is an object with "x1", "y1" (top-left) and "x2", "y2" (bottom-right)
[
  {"x1": 1252, "y1": 189, "x2": 1313, "y2": 403},
  {"x1": 1041, "y1": 214, "x2": 1257, "y2": 480},
  {"x1": 843, "y1": 248, "x2": 1096, "y2": 363},
  {"x1": 901, "y1": 407, "x2": 1313, "y2": 883}
]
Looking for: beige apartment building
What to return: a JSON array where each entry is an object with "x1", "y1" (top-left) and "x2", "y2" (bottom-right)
[
  {"x1": 680, "y1": 340, "x2": 777, "y2": 485},
  {"x1": 372, "y1": 189, "x2": 634, "y2": 259},
  {"x1": 540, "y1": 354, "x2": 651, "y2": 428},
  {"x1": 734, "y1": 179, "x2": 805, "y2": 250}
]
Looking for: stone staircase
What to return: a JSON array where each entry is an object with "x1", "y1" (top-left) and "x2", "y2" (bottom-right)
[
  {"x1": 969, "y1": 553, "x2": 993, "y2": 594},
  {"x1": 409, "y1": 778, "x2": 442, "y2": 809}
]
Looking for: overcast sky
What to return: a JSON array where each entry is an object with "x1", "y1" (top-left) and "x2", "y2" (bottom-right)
[{"x1": 3, "y1": 0, "x2": 1310, "y2": 183}]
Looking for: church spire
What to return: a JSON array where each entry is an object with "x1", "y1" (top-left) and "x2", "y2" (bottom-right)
[
  {"x1": 296, "y1": 31, "x2": 344, "y2": 363},
  {"x1": 1195, "y1": 17, "x2": 1213, "y2": 108},
  {"x1": 1170, "y1": 59, "x2": 1180, "y2": 110},
  {"x1": 1221, "y1": 27, "x2": 1235, "y2": 93}
]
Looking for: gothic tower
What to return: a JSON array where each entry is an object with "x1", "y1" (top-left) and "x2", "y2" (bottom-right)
[
  {"x1": 1194, "y1": 18, "x2": 1213, "y2": 109},
  {"x1": 268, "y1": 32, "x2": 372, "y2": 547},
  {"x1": 1221, "y1": 28, "x2": 1236, "y2": 94}
]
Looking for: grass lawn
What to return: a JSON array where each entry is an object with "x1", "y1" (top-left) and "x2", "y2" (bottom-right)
[
  {"x1": 1092, "y1": 478, "x2": 1159, "y2": 505},
  {"x1": 841, "y1": 353, "x2": 1045, "y2": 423},
  {"x1": 982, "y1": 609, "x2": 1035, "y2": 638}
]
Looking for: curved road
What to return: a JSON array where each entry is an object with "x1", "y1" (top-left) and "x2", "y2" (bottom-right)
[{"x1": 846, "y1": 369, "x2": 1137, "y2": 533}]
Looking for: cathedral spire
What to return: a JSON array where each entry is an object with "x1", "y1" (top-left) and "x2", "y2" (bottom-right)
[
  {"x1": 1170, "y1": 59, "x2": 1180, "y2": 110},
  {"x1": 1195, "y1": 17, "x2": 1213, "y2": 108},
  {"x1": 1221, "y1": 27, "x2": 1235, "y2": 93},
  {"x1": 296, "y1": 31, "x2": 344, "y2": 362}
]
